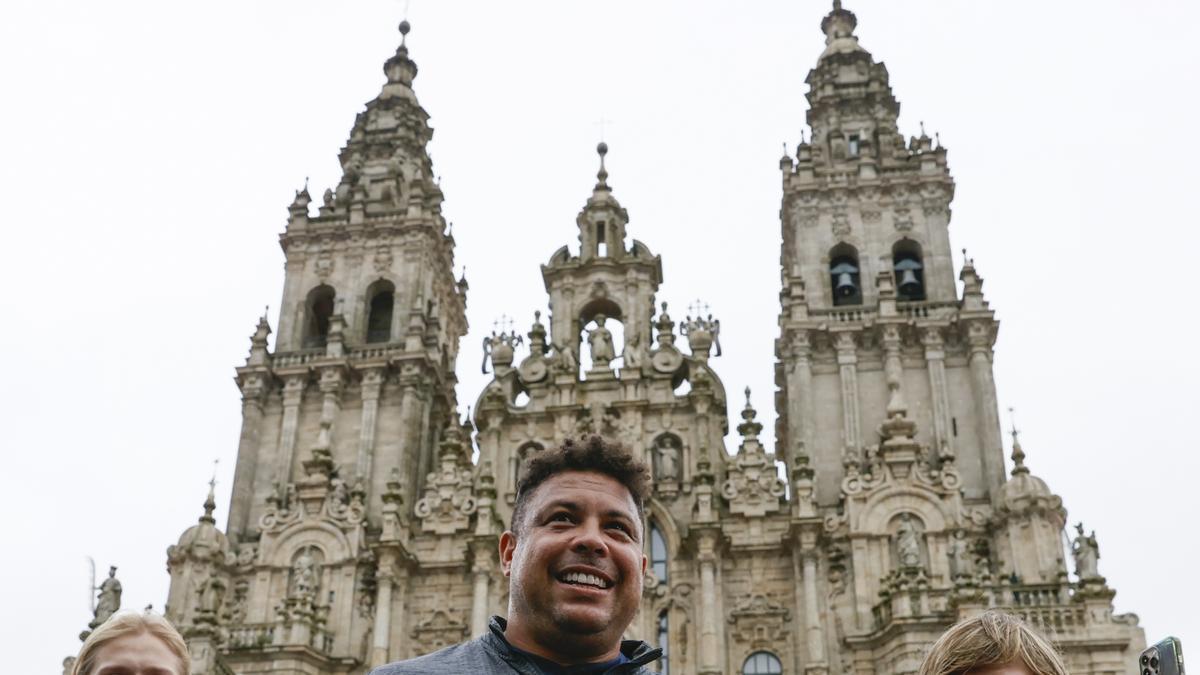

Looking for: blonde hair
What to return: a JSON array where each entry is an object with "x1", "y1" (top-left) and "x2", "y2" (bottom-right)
[
  {"x1": 919, "y1": 611, "x2": 1069, "y2": 675},
  {"x1": 73, "y1": 611, "x2": 190, "y2": 675}
]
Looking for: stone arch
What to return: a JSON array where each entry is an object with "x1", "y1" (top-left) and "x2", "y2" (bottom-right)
[
  {"x1": 890, "y1": 237, "x2": 927, "y2": 301},
  {"x1": 363, "y1": 276, "x2": 398, "y2": 343},
  {"x1": 267, "y1": 521, "x2": 354, "y2": 568},
  {"x1": 826, "y1": 242, "x2": 863, "y2": 306},
  {"x1": 643, "y1": 497, "x2": 682, "y2": 560},
  {"x1": 508, "y1": 441, "x2": 545, "y2": 503},
  {"x1": 853, "y1": 486, "x2": 953, "y2": 536},
  {"x1": 302, "y1": 284, "x2": 336, "y2": 348}
]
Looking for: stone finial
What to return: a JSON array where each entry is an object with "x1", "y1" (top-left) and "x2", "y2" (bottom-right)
[
  {"x1": 384, "y1": 20, "x2": 419, "y2": 86},
  {"x1": 821, "y1": 0, "x2": 858, "y2": 41},
  {"x1": 595, "y1": 141, "x2": 610, "y2": 192},
  {"x1": 1008, "y1": 407, "x2": 1029, "y2": 476},
  {"x1": 737, "y1": 387, "x2": 764, "y2": 450},
  {"x1": 200, "y1": 461, "x2": 218, "y2": 525}
]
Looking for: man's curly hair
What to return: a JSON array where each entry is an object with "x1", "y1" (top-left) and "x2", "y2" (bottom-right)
[{"x1": 510, "y1": 435, "x2": 651, "y2": 537}]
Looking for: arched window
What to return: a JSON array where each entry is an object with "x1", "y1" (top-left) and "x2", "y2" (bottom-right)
[
  {"x1": 829, "y1": 244, "x2": 862, "y2": 306},
  {"x1": 303, "y1": 285, "x2": 336, "y2": 348},
  {"x1": 892, "y1": 239, "x2": 926, "y2": 301},
  {"x1": 656, "y1": 609, "x2": 670, "y2": 674},
  {"x1": 743, "y1": 651, "x2": 783, "y2": 675},
  {"x1": 650, "y1": 522, "x2": 668, "y2": 584},
  {"x1": 366, "y1": 280, "x2": 395, "y2": 343}
]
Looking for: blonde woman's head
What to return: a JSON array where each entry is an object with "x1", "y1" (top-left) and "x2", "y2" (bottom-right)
[
  {"x1": 72, "y1": 611, "x2": 190, "y2": 675},
  {"x1": 919, "y1": 611, "x2": 1069, "y2": 675}
]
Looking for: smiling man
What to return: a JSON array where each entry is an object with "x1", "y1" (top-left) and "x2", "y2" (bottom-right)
[{"x1": 370, "y1": 435, "x2": 662, "y2": 674}]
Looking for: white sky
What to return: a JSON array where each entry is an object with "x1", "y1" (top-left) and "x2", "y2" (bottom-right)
[{"x1": 2, "y1": 1, "x2": 1197, "y2": 671}]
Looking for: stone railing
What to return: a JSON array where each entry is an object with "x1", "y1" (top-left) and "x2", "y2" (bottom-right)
[
  {"x1": 871, "y1": 580, "x2": 1082, "y2": 635},
  {"x1": 225, "y1": 621, "x2": 336, "y2": 655},
  {"x1": 897, "y1": 300, "x2": 959, "y2": 320},
  {"x1": 269, "y1": 344, "x2": 410, "y2": 369},
  {"x1": 989, "y1": 582, "x2": 1087, "y2": 637},
  {"x1": 226, "y1": 623, "x2": 275, "y2": 649}
]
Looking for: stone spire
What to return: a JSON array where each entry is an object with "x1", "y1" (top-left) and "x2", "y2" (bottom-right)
[
  {"x1": 803, "y1": 0, "x2": 903, "y2": 168},
  {"x1": 574, "y1": 142, "x2": 631, "y2": 261},
  {"x1": 1009, "y1": 413, "x2": 1029, "y2": 476},
  {"x1": 200, "y1": 469, "x2": 218, "y2": 525}
]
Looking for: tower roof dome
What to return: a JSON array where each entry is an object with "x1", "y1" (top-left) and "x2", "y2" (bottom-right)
[{"x1": 172, "y1": 480, "x2": 230, "y2": 559}]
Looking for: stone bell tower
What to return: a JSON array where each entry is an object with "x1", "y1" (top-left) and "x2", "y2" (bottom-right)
[
  {"x1": 475, "y1": 143, "x2": 744, "y2": 675},
  {"x1": 163, "y1": 21, "x2": 473, "y2": 674},
  {"x1": 774, "y1": 3, "x2": 1144, "y2": 674}
]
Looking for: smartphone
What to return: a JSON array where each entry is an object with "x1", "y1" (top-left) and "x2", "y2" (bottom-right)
[{"x1": 1140, "y1": 637, "x2": 1185, "y2": 675}]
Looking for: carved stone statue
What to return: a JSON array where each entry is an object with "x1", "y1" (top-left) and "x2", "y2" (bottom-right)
[
  {"x1": 1071, "y1": 522, "x2": 1101, "y2": 580},
  {"x1": 289, "y1": 548, "x2": 319, "y2": 601},
  {"x1": 655, "y1": 436, "x2": 680, "y2": 481},
  {"x1": 622, "y1": 332, "x2": 645, "y2": 370},
  {"x1": 948, "y1": 529, "x2": 974, "y2": 580},
  {"x1": 587, "y1": 314, "x2": 616, "y2": 367},
  {"x1": 553, "y1": 340, "x2": 577, "y2": 374},
  {"x1": 894, "y1": 514, "x2": 922, "y2": 570},
  {"x1": 90, "y1": 566, "x2": 122, "y2": 628}
]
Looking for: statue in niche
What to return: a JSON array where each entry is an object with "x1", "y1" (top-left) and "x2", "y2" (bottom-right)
[
  {"x1": 622, "y1": 333, "x2": 645, "y2": 370},
  {"x1": 198, "y1": 577, "x2": 226, "y2": 616},
  {"x1": 587, "y1": 314, "x2": 616, "y2": 367},
  {"x1": 90, "y1": 566, "x2": 123, "y2": 628},
  {"x1": 289, "y1": 548, "x2": 319, "y2": 601},
  {"x1": 655, "y1": 436, "x2": 681, "y2": 482},
  {"x1": 1071, "y1": 522, "x2": 1101, "y2": 580},
  {"x1": 948, "y1": 529, "x2": 974, "y2": 580},
  {"x1": 894, "y1": 513, "x2": 923, "y2": 570}
]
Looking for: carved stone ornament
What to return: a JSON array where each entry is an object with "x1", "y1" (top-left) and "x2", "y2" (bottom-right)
[
  {"x1": 413, "y1": 427, "x2": 477, "y2": 536},
  {"x1": 315, "y1": 254, "x2": 334, "y2": 281},
  {"x1": 728, "y1": 593, "x2": 791, "y2": 649},
  {"x1": 409, "y1": 610, "x2": 469, "y2": 653},
  {"x1": 373, "y1": 245, "x2": 393, "y2": 273}
]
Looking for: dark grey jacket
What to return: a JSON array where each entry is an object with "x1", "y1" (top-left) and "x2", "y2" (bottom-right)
[{"x1": 369, "y1": 616, "x2": 662, "y2": 674}]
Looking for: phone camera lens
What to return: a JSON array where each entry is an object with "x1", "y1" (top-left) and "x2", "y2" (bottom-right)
[
  {"x1": 1144, "y1": 669, "x2": 1152, "y2": 675},
  {"x1": 1142, "y1": 655, "x2": 1150, "y2": 666},
  {"x1": 1150, "y1": 657, "x2": 1159, "y2": 669}
]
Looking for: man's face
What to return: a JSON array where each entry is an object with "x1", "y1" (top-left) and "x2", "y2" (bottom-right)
[
  {"x1": 90, "y1": 632, "x2": 183, "y2": 675},
  {"x1": 501, "y1": 471, "x2": 646, "y2": 647}
]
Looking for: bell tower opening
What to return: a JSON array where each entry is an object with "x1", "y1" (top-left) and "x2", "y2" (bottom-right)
[
  {"x1": 892, "y1": 239, "x2": 926, "y2": 302},
  {"x1": 828, "y1": 243, "x2": 862, "y2": 306},
  {"x1": 365, "y1": 280, "x2": 396, "y2": 343},
  {"x1": 303, "y1": 284, "x2": 336, "y2": 348}
]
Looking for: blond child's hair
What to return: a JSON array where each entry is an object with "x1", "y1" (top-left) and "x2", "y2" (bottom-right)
[
  {"x1": 72, "y1": 611, "x2": 190, "y2": 675},
  {"x1": 919, "y1": 611, "x2": 1069, "y2": 675}
]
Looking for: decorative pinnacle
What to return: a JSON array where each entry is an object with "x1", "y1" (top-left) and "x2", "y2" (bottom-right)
[
  {"x1": 399, "y1": 19, "x2": 411, "y2": 43},
  {"x1": 1008, "y1": 407, "x2": 1029, "y2": 475},
  {"x1": 200, "y1": 460, "x2": 218, "y2": 524},
  {"x1": 595, "y1": 142, "x2": 610, "y2": 190}
]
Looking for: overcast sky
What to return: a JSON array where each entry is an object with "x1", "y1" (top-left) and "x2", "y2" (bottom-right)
[{"x1": 2, "y1": 1, "x2": 1197, "y2": 671}]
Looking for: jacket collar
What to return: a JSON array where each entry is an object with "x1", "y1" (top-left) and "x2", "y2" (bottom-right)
[{"x1": 484, "y1": 616, "x2": 663, "y2": 672}]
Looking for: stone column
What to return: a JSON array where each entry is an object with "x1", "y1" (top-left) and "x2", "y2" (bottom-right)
[
  {"x1": 470, "y1": 560, "x2": 491, "y2": 637},
  {"x1": 801, "y1": 552, "x2": 830, "y2": 667},
  {"x1": 922, "y1": 328, "x2": 952, "y2": 459},
  {"x1": 396, "y1": 377, "x2": 427, "y2": 500},
  {"x1": 229, "y1": 374, "x2": 267, "y2": 539},
  {"x1": 835, "y1": 332, "x2": 861, "y2": 451},
  {"x1": 965, "y1": 321, "x2": 1004, "y2": 492},
  {"x1": 356, "y1": 368, "x2": 385, "y2": 481},
  {"x1": 785, "y1": 331, "x2": 815, "y2": 467},
  {"x1": 276, "y1": 374, "x2": 307, "y2": 484},
  {"x1": 370, "y1": 570, "x2": 395, "y2": 668},
  {"x1": 697, "y1": 532, "x2": 721, "y2": 675}
]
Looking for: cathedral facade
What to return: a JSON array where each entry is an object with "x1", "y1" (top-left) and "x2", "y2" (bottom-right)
[{"x1": 160, "y1": 5, "x2": 1145, "y2": 675}]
